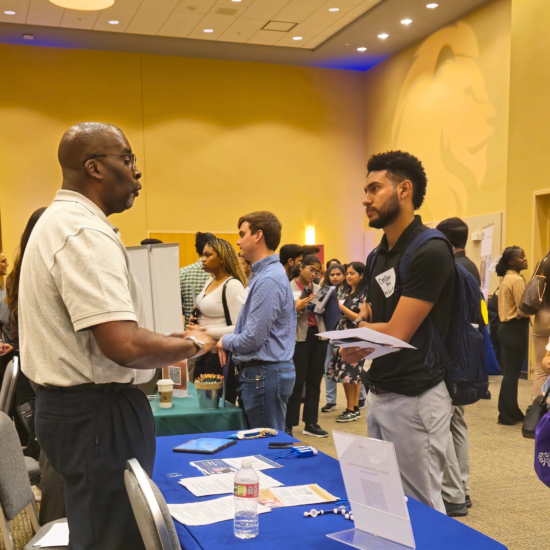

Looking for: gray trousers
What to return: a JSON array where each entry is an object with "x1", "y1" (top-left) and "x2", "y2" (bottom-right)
[
  {"x1": 442, "y1": 405, "x2": 470, "y2": 504},
  {"x1": 367, "y1": 381, "x2": 452, "y2": 514}
]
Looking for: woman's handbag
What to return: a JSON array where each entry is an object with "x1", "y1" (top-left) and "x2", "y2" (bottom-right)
[
  {"x1": 523, "y1": 386, "x2": 550, "y2": 439},
  {"x1": 520, "y1": 256, "x2": 548, "y2": 315}
]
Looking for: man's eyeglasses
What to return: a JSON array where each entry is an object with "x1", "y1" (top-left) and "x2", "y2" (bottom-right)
[{"x1": 86, "y1": 153, "x2": 137, "y2": 169}]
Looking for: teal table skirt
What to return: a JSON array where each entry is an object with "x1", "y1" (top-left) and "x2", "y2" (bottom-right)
[{"x1": 151, "y1": 382, "x2": 247, "y2": 437}]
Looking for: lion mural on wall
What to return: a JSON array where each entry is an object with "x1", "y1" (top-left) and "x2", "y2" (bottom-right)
[{"x1": 392, "y1": 22, "x2": 496, "y2": 219}]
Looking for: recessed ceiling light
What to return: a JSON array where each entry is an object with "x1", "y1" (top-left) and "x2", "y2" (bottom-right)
[
  {"x1": 4, "y1": 10, "x2": 15, "y2": 14},
  {"x1": 328, "y1": 7, "x2": 339, "y2": 12},
  {"x1": 23, "y1": 34, "x2": 34, "y2": 40},
  {"x1": 231, "y1": 0, "x2": 242, "y2": 2},
  {"x1": 357, "y1": 47, "x2": 367, "y2": 52},
  {"x1": 426, "y1": 3, "x2": 438, "y2": 8},
  {"x1": 49, "y1": 0, "x2": 113, "y2": 9},
  {"x1": 378, "y1": 33, "x2": 389, "y2": 39},
  {"x1": 203, "y1": 28, "x2": 214, "y2": 33},
  {"x1": 293, "y1": 36, "x2": 303, "y2": 40},
  {"x1": 401, "y1": 18, "x2": 412, "y2": 25},
  {"x1": 108, "y1": 20, "x2": 119, "y2": 24}
]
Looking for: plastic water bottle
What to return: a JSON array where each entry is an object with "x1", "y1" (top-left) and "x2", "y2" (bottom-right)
[{"x1": 233, "y1": 458, "x2": 259, "y2": 539}]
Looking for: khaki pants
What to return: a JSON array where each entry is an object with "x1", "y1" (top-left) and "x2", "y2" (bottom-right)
[
  {"x1": 442, "y1": 406, "x2": 470, "y2": 504},
  {"x1": 367, "y1": 381, "x2": 452, "y2": 514}
]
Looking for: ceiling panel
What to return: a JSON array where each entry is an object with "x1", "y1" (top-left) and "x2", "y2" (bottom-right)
[
  {"x1": 158, "y1": 11, "x2": 203, "y2": 37},
  {"x1": 272, "y1": 0, "x2": 324, "y2": 24},
  {"x1": 26, "y1": 0, "x2": 64, "y2": 27},
  {"x1": 173, "y1": 0, "x2": 217, "y2": 16},
  {"x1": 247, "y1": 29, "x2": 285, "y2": 45},
  {"x1": 240, "y1": 0, "x2": 291, "y2": 22},
  {"x1": 0, "y1": 0, "x2": 30, "y2": 24},
  {"x1": 125, "y1": 0, "x2": 180, "y2": 35},
  {"x1": 186, "y1": 8, "x2": 243, "y2": 39},
  {"x1": 303, "y1": 0, "x2": 380, "y2": 48},
  {"x1": 218, "y1": 17, "x2": 264, "y2": 42},
  {"x1": 94, "y1": 0, "x2": 142, "y2": 32},
  {"x1": 60, "y1": 9, "x2": 100, "y2": 29}
]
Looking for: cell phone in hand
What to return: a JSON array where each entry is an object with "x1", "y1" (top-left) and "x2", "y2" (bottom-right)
[{"x1": 300, "y1": 286, "x2": 313, "y2": 300}]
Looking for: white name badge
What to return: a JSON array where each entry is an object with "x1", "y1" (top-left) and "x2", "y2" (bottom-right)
[
  {"x1": 236, "y1": 288, "x2": 250, "y2": 305},
  {"x1": 375, "y1": 268, "x2": 396, "y2": 298}
]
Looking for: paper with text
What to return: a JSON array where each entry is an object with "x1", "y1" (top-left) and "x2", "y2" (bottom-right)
[{"x1": 179, "y1": 470, "x2": 282, "y2": 497}]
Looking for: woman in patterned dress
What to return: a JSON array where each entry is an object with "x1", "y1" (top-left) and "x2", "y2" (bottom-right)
[{"x1": 327, "y1": 262, "x2": 368, "y2": 422}]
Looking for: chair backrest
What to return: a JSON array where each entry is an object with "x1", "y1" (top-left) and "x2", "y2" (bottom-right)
[
  {"x1": 124, "y1": 459, "x2": 181, "y2": 550},
  {"x1": 0, "y1": 357, "x2": 19, "y2": 415},
  {"x1": 0, "y1": 411, "x2": 34, "y2": 521}
]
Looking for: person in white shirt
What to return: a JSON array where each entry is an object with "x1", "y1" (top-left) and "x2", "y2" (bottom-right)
[{"x1": 188, "y1": 238, "x2": 248, "y2": 401}]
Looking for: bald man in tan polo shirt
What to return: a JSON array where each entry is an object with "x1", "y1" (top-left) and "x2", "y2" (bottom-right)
[{"x1": 20, "y1": 123, "x2": 215, "y2": 550}]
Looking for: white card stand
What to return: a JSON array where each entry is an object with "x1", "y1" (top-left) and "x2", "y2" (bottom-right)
[{"x1": 328, "y1": 431, "x2": 416, "y2": 550}]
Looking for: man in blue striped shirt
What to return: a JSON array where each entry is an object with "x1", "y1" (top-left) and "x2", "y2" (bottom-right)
[{"x1": 217, "y1": 211, "x2": 296, "y2": 431}]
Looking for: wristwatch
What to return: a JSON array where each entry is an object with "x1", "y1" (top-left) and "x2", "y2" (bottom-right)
[
  {"x1": 353, "y1": 316, "x2": 365, "y2": 327},
  {"x1": 185, "y1": 336, "x2": 205, "y2": 357}
]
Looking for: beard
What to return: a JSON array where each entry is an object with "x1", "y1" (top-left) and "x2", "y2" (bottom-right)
[{"x1": 368, "y1": 191, "x2": 401, "y2": 229}]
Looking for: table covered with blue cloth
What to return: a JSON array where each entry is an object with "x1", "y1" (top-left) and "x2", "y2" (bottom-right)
[{"x1": 153, "y1": 430, "x2": 507, "y2": 550}]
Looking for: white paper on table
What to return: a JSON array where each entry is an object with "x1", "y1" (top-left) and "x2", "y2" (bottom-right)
[
  {"x1": 179, "y1": 471, "x2": 282, "y2": 497},
  {"x1": 267, "y1": 484, "x2": 338, "y2": 507},
  {"x1": 168, "y1": 495, "x2": 271, "y2": 526},
  {"x1": 222, "y1": 456, "x2": 282, "y2": 472},
  {"x1": 333, "y1": 431, "x2": 415, "y2": 549},
  {"x1": 33, "y1": 522, "x2": 69, "y2": 547}
]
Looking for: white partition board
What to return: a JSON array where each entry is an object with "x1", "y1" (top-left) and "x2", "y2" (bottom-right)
[{"x1": 127, "y1": 243, "x2": 184, "y2": 335}]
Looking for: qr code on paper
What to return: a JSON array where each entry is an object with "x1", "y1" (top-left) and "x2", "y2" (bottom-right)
[
  {"x1": 361, "y1": 479, "x2": 388, "y2": 512},
  {"x1": 169, "y1": 366, "x2": 181, "y2": 385}
]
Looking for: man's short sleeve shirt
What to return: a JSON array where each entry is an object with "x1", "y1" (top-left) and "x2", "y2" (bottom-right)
[{"x1": 19, "y1": 190, "x2": 154, "y2": 386}]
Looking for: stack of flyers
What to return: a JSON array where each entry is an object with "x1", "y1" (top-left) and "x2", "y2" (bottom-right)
[{"x1": 190, "y1": 455, "x2": 282, "y2": 475}]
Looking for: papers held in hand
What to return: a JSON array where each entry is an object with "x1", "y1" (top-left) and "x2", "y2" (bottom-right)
[{"x1": 316, "y1": 327, "x2": 415, "y2": 360}]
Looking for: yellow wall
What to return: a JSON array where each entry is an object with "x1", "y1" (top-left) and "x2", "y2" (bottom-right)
[
  {"x1": 362, "y1": 0, "x2": 511, "y2": 247},
  {"x1": 0, "y1": 45, "x2": 367, "y2": 265},
  {"x1": 506, "y1": 0, "x2": 550, "y2": 264}
]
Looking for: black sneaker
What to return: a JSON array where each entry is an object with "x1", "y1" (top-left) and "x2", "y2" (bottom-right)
[
  {"x1": 354, "y1": 408, "x2": 361, "y2": 419},
  {"x1": 285, "y1": 426, "x2": 293, "y2": 437},
  {"x1": 358, "y1": 399, "x2": 366, "y2": 410},
  {"x1": 465, "y1": 495, "x2": 472, "y2": 508},
  {"x1": 303, "y1": 424, "x2": 329, "y2": 437},
  {"x1": 443, "y1": 499, "x2": 468, "y2": 517},
  {"x1": 321, "y1": 403, "x2": 337, "y2": 413},
  {"x1": 336, "y1": 410, "x2": 357, "y2": 423},
  {"x1": 481, "y1": 390, "x2": 491, "y2": 400}
]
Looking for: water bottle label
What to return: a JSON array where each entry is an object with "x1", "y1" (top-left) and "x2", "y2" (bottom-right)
[{"x1": 234, "y1": 482, "x2": 259, "y2": 498}]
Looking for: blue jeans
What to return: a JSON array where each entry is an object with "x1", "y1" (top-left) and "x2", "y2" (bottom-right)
[
  {"x1": 324, "y1": 344, "x2": 367, "y2": 404},
  {"x1": 236, "y1": 362, "x2": 295, "y2": 431}
]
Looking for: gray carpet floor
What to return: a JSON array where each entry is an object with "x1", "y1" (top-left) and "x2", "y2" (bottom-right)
[{"x1": 2, "y1": 376, "x2": 547, "y2": 550}]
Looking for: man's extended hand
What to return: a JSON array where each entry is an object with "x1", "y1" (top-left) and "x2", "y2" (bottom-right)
[
  {"x1": 0, "y1": 343, "x2": 13, "y2": 356},
  {"x1": 185, "y1": 327, "x2": 216, "y2": 357},
  {"x1": 216, "y1": 335, "x2": 227, "y2": 367},
  {"x1": 339, "y1": 346, "x2": 375, "y2": 365}
]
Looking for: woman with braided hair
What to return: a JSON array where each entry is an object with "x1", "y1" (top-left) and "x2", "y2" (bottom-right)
[{"x1": 188, "y1": 238, "x2": 247, "y2": 400}]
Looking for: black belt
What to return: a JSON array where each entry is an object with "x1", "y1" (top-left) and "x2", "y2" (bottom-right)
[
  {"x1": 368, "y1": 385, "x2": 389, "y2": 395},
  {"x1": 40, "y1": 382, "x2": 138, "y2": 393},
  {"x1": 234, "y1": 360, "x2": 279, "y2": 373}
]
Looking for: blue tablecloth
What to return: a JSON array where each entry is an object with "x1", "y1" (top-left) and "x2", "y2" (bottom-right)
[{"x1": 153, "y1": 431, "x2": 507, "y2": 550}]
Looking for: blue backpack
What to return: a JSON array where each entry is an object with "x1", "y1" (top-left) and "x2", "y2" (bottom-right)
[{"x1": 366, "y1": 228, "x2": 489, "y2": 406}]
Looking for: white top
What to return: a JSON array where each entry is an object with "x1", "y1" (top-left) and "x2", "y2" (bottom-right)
[
  {"x1": 196, "y1": 278, "x2": 244, "y2": 339},
  {"x1": 19, "y1": 190, "x2": 154, "y2": 387}
]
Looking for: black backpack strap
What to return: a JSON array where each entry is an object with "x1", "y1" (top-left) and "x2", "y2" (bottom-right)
[
  {"x1": 398, "y1": 228, "x2": 452, "y2": 286},
  {"x1": 364, "y1": 246, "x2": 381, "y2": 296},
  {"x1": 222, "y1": 278, "x2": 234, "y2": 326}
]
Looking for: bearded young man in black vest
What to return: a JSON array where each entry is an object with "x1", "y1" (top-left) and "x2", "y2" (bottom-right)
[{"x1": 341, "y1": 151, "x2": 455, "y2": 515}]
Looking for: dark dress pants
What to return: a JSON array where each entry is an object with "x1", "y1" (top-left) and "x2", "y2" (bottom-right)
[
  {"x1": 38, "y1": 450, "x2": 66, "y2": 524},
  {"x1": 497, "y1": 317, "x2": 530, "y2": 425},
  {"x1": 286, "y1": 326, "x2": 328, "y2": 428},
  {"x1": 35, "y1": 385, "x2": 156, "y2": 550}
]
